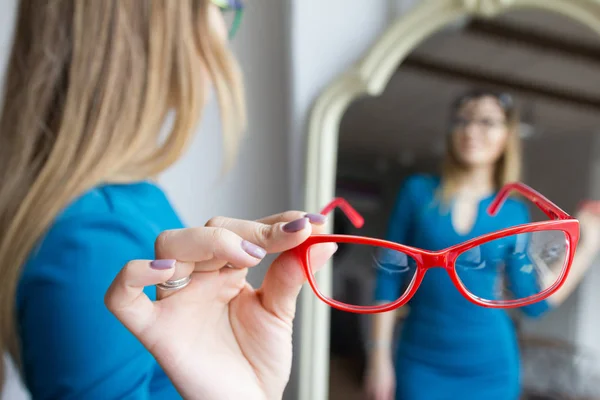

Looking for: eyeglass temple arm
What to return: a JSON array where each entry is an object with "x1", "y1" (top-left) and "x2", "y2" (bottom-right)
[
  {"x1": 488, "y1": 182, "x2": 571, "y2": 220},
  {"x1": 229, "y1": 9, "x2": 243, "y2": 39},
  {"x1": 319, "y1": 198, "x2": 364, "y2": 228}
]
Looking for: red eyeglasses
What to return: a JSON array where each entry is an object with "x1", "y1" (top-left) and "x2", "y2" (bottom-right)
[{"x1": 293, "y1": 182, "x2": 580, "y2": 314}]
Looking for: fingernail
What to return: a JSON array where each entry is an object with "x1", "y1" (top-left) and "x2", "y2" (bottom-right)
[
  {"x1": 304, "y1": 213, "x2": 327, "y2": 225},
  {"x1": 282, "y1": 217, "x2": 309, "y2": 233},
  {"x1": 242, "y1": 240, "x2": 267, "y2": 259},
  {"x1": 150, "y1": 259, "x2": 176, "y2": 270}
]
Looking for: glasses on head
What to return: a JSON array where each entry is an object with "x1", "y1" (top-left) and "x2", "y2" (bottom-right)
[
  {"x1": 454, "y1": 90, "x2": 514, "y2": 113},
  {"x1": 211, "y1": 0, "x2": 244, "y2": 39},
  {"x1": 293, "y1": 183, "x2": 579, "y2": 314}
]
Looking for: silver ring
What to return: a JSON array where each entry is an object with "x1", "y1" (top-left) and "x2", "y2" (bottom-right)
[{"x1": 156, "y1": 275, "x2": 192, "y2": 291}]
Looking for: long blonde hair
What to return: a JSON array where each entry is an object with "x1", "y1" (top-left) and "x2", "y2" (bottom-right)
[
  {"x1": 441, "y1": 90, "x2": 521, "y2": 201},
  {"x1": 0, "y1": 0, "x2": 246, "y2": 386}
]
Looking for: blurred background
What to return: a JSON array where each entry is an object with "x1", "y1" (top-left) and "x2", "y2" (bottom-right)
[{"x1": 1, "y1": 0, "x2": 600, "y2": 399}]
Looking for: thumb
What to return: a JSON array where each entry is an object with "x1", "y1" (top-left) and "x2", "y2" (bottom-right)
[{"x1": 259, "y1": 242, "x2": 337, "y2": 323}]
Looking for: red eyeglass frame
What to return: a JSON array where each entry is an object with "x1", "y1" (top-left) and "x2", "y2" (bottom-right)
[{"x1": 293, "y1": 182, "x2": 580, "y2": 314}]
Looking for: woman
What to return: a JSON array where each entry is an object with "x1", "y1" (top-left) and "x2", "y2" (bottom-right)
[
  {"x1": 0, "y1": 1, "x2": 335, "y2": 399},
  {"x1": 364, "y1": 90, "x2": 600, "y2": 400}
]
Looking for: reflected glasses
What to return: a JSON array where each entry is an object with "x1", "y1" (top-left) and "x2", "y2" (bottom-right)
[
  {"x1": 294, "y1": 183, "x2": 579, "y2": 314},
  {"x1": 453, "y1": 89, "x2": 514, "y2": 113},
  {"x1": 449, "y1": 90, "x2": 514, "y2": 133},
  {"x1": 211, "y1": 0, "x2": 244, "y2": 39}
]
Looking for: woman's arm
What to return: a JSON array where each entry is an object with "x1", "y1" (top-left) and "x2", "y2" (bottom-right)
[
  {"x1": 506, "y1": 204, "x2": 600, "y2": 316},
  {"x1": 546, "y1": 207, "x2": 600, "y2": 307}
]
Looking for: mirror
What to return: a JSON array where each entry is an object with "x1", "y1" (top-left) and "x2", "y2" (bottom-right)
[{"x1": 301, "y1": 1, "x2": 600, "y2": 400}]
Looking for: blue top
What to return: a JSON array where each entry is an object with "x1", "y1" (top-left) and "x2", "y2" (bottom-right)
[
  {"x1": 17, "y1": 182, "x2": 184, "y2": 400},
  {"x1": 374, "y1": 175, "x2": 550, "y2": 400}
]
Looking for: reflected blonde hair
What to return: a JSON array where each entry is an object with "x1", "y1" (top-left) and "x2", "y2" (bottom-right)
[
  {"x1": 441, "y1": 90, "x2": 521, "y2": 202},
  {"x1": 0, "y1": 0, "x2": 246, "y2": 386}
]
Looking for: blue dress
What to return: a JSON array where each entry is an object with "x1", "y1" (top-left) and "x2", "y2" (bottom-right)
[
  {"x1": 374, "y1": 175, "x2": 550, "y2": 400},
  {"x1": 17, "y1": 182, "x2": 183, "y2": 399}
]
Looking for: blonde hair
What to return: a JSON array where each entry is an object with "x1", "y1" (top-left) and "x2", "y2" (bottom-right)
[
  {"x1": 440, "y1": 91, "x2": 521, "y2": 201},
  {"x1": 0, "y1": 0, "x2": 246, "y2": 386}
]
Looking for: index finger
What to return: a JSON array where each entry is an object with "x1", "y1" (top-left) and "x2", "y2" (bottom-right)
[
  {"x1": 155, "y1": 227, "x2": 267, "y2": 270},
  {"x1": 205, "y1": 215, "x2": 323, "y2": 254}
]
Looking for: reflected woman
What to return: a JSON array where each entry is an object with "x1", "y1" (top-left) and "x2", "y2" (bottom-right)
[{"x1": 364, "y1": 90, "x2": 600, "y2": 400}]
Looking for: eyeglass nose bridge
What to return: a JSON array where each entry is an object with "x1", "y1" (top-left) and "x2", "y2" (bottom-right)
[{"x1": 421, "y1": 252, "x2": 449, "y2": 270}]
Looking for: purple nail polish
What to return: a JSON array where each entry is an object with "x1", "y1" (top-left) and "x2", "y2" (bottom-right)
[
  {"x1": 282, "y1": 218, "x2": 309, "y2": 233},
  {"x1": 241, "y1": 240, "x2": 267, "y2": 259},
  {"x1": 304, "y1": 213, "x2": 327, "y2": 225},
  {"x1": 150, "y1": 259, "x2": 176, "y2": 270}
]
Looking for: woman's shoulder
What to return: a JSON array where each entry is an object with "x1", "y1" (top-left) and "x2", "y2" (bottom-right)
[
  {"x1": 57, "y1": 180, "x2": 173, "y2": 222},
  {"x1": 44, "y1": 182, "x2": 175, "y2": 244},
  {"x1": 19, "y1": 182, "x2": 181, "y2": 298}
]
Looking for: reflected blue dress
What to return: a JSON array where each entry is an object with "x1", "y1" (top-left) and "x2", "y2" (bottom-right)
[{"x1": 374, "y1": 175, "x2": 550, "y2": 400}]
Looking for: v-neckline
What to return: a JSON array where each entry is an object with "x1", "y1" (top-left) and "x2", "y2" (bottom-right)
[{"x1": 449, "y1": 193, "x2": 495, "y2": 238}]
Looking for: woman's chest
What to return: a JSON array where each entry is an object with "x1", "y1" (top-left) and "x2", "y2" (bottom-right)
[{"x1": 410, "y1": 203, "x2": 515, "y2": 252}]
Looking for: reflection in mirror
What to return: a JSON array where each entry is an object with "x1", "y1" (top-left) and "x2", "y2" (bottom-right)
[{"x1": 326, "y1": 9, "x2": 600, "y2": 400}]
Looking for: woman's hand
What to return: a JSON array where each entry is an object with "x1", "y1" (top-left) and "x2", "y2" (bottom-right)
[
  {"x1": 105, "y1": 212, "x2": 336, "y2": 400},
  {"x1": 577, "y1": 201, "x2": 600, "y2": 253},
  {"x1": 546, "y1": 202, "x2": 600, "y2": 306}
]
